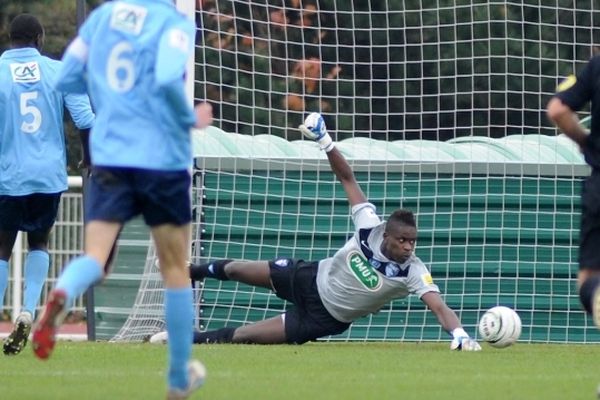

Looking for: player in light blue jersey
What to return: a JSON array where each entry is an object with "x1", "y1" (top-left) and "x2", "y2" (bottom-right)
[
  {"x1": 31, "y1": 2, "x2": 206, "y2": 399},
  {"x1": 51, "y1": 0, "x2": 197, "y2": 171},
  {"x1": 0, "y1": 14, "x2": 94, "y2": 356}
]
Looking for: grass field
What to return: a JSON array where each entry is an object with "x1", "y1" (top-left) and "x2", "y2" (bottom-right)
[{"x1": 1, "y1": 341, "x2": 599, "y2": 399}]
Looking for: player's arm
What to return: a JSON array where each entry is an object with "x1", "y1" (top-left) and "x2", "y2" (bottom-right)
[
  {"x1": 156, "y1": 19, "x2": 197, "y2": 128},
  {"x1": 546, "y1": 97, "x2": 589, "y2": 150},
  {"x1": 299, "y1": 113, "x2": 367, "y2": 206},
  {"x1": 64, "y1": 92, "x2": 94, "y2": 130},
  {"x1": 54, "y1": 14, "x2": 97, "y2": 96},
  {"x1": 63, "y1": 92, "x2": 95, "y2": 167},
  {"x1": 54, "y1": 5, "x2": 104, "y2": 94},
  {"x1": 421, "y1": 291, "x2": 481, "y2": 351},
  {"x1": 54, "y1": 36, "x2": 88, "y2": 94},
  {"x1": 547, "y1": 58, "x2": 596, "y2": 150}
]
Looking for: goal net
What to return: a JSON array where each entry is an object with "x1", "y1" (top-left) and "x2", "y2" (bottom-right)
[{"x1": 112, "y1": 1, "x2": 600, "y2": 343}]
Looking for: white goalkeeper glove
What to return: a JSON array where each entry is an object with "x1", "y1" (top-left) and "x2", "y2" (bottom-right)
[
  {"x1": 450, "y1": 328, "x2": 481, "y2": 351},
  {"x1": 298, "y1": 112, "x2": 335, "y2": 152}
]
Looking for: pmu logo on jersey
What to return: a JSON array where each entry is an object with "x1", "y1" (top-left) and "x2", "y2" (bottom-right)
[
  {"x1": 110, "y1": 2, "x2": 148, "y2": 35},
  {"x1": 10, "y1": 62, "x2": 40, "y2": 83},
  {"x1": 347, "y1": 252, "x2": 382, "y2": 291}
]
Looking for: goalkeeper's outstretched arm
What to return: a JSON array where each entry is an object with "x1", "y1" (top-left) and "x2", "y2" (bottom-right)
[{"x1": 299, "y1": 113, "x2": 367, "y2": 206}]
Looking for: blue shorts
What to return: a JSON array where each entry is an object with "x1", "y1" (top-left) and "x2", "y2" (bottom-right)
[
  {"x1": 0, "y1": 193, "x2": 61, "y2": 232},
  {"x1": 85, "y1": 167, "x2": 192, "y2": 227}
]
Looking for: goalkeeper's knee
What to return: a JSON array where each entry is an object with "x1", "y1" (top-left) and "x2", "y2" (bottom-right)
[
  {"x1": 579, "y1": 275, "x2": 600, "y2": 314},
  {"x1": 189, "y1": 259, "x2": 233, "y2": 281}
]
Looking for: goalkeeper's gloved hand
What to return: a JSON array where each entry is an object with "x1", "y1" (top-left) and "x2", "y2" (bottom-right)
[
  {"x1": 298, "y1": 112, "x2": 335, "y2": 152},
  {"x1": 450, "y1": 328, "x2": 482, "y2": 351}
]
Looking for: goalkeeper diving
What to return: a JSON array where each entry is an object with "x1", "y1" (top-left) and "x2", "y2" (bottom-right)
[{"x1": 152, "y1": 113, "x2": 481, "y2": 351}]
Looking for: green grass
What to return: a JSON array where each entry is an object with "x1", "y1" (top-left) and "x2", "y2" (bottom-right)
[{"x1": 1, "y1": 342, "x2": 599, "y2": 399}]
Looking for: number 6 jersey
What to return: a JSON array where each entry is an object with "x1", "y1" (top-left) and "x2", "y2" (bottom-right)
[{"x1": 55, "y1": 0, "x2": 196, "y2": 171}]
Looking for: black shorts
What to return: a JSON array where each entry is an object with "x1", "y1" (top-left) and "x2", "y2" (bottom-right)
[
  {"x1": 269, "y1": 258, "x2": 351, "y2": 344},
  {"x1": 0, "y1": 193, "x2": 61, "y2": 232},
  {"x1": 86, "y1": 167, "x2": 191, "y2": 226},
  {"x1": 580, "y1": 171, "x2": 600, "y2": 270}
]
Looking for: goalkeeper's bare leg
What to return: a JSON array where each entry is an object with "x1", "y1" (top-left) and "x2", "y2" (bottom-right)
[
  {"x1": 185, "y1": 258, "x2": 351, "y2": 345},
  {"x1": 193, "y1": 316, "x2": 286, "y2": 344},
  {"x1": 153, "y1": 260, "x2": 287, "y2": 345}
]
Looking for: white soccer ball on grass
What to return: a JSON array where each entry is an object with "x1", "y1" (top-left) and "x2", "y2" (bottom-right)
[{"x1": 478, "y1": 306, "x2": 522, "y2": 348}]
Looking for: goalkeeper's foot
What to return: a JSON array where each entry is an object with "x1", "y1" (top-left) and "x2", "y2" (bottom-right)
[
  {"x1": 149, "y1": 331, "x2": 168, "y2": 344},
  {"x1": 166, "y1": 360, "x2": 206, "y2": 400},
  {"x1": 32, "y1": 289, "x2": 67, "y2": 360},
  {"x1": 3, "y1": 311, "x2": 33, "y2": 356},
  {"x1": 592, "y1": 286, "x2": 600, "y2": 330},
  {"x1": 189, "y1": 262, "x2": 207, "y2": 281}
]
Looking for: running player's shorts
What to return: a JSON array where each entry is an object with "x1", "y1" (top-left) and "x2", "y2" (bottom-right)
[
  {"x1": 579, "y1": 170, "x2": 600, "y2": 270},
  {"x1": 0, "y1": 193, "x2": 61, "y2": 232},
  {"x1": 86, "y1": 166, "x2": 191, "y2": 227},
  {"x1": 269, "y1": 258, "x2": 351, "y2": 344}
]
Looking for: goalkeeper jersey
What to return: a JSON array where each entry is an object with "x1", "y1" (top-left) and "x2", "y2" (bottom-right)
[
  {"x1": 0, "y1": 47, "x2": 94, "y2": 195},
  {"x1": 316, "y1": 202, "x2": 440, "y2": 323},
  {"x1": 55, "y1": 0, "x2": 196, "y2": 171}
]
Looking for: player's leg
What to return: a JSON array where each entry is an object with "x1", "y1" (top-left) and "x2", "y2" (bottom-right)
[
  {"x1": 0, "y1": 229, "x2": 20, "y2": 356},
  {"x1": 150, "y1": 315, "x2": 286, "y2": 345},
  {"x1": 22, "y1": 228, "x2": 51, "y2": 317},
  {"x1": 32, "y1": 220, "x2": 121, "y2": 359},
  {"x1": 0, "y1": 229, "x2": 18, "y2": 314},
  {"x1": 193, "y1": 315, "x2": 286, "y2": 344},
  {"x1": 0, "y1": 194, "x2": 49, "y2": 355},
  {"x1": 193, "y1": 259, "x2": 348, "y2": 345},
  {"x1": 189, "y1": 259, "x2": 272, "y2": 288},
  {"x1": 20, "y1": 193, "x2": 62, "y2": 319},
  {"x1": 142, "y1": 168, "x2": 204, "y2": 398},
  {"x1": 578, "y1": 269, "x2": 600, "y2": 327},
  {"x1": 192, "y1": 302, "x2": 350, "y2": 345},
  {"x1": 154, "y1": 225, "x2": 206, "y2": 398},
  {"x1": 0, "y1": 195, "x2": 23, "y2": 313},
  {"x1": 32, "y1": 167, "x2": 130, "y2": 360},
  {"x1": 2, "y1": 227, "x2": 51, "y2": 356},
  {"x1": 153, "y1": 223, "x2": 199, "y2": 395},
  {"x1": 575, "y1": 173, "x2": 600, "y2": 328}
]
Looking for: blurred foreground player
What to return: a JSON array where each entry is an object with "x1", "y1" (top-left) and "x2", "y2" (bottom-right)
[{"x1": 30, "y1": 1, "x2": 206, "y2": 399}]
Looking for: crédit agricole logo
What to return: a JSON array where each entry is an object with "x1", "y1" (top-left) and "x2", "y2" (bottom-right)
[{"x1": 347, "y1": 252, "x2": 382, "y2": 291}]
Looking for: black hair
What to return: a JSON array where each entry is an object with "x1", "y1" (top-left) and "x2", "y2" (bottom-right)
[
  {"x1": 9, "y1": 14, "x2": 44, "y2": 45},
  {"x1": 385, "y1": 209, "x2": 417, "y2": 231}
]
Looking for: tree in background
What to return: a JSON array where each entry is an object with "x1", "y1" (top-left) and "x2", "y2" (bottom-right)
[
  {"x1": 2, "y1": 1, "x2": 599, "y2": 147},
  {"x1": 196, "y1": 0, "x2": 599, "y2": 142}
]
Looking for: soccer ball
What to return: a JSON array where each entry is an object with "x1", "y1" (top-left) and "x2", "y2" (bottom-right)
[{"x1": 478, "y1": 306, "x2": 522, "y2": 348}]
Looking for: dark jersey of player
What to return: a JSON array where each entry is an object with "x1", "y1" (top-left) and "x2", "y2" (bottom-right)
[{"x1": 553, "y1": 55, "x2": 600, "y2": 169}]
